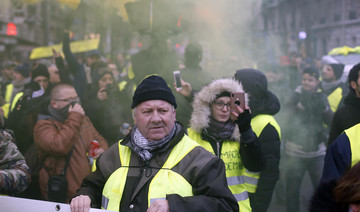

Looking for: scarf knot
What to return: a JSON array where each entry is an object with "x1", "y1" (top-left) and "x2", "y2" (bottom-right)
[{"x1": 130, "y1": 125, "x2": 176, "y2": 161}]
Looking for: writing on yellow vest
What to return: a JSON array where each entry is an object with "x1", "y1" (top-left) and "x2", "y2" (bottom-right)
[{"x1": 187, "y1": 128, "x2": 251, "y2": 212}]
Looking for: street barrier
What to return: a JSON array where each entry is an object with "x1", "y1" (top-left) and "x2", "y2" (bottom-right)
[{"x1": 0, "y1": 195, "x2": 112, "y2": 212}]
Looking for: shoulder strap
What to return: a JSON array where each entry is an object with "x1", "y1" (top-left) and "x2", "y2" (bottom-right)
[{"x1": 62, "y1": 145, "x2": 75, "y2": 176}]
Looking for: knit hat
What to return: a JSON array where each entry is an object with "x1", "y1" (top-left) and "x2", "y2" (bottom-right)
[
  {"x1": 329, "y1": 63, "x2": 344, "y2": 80},
  {"x1": 131, "y1": 75, "x2": 177, "y2": 109},
  {"x1": 31, "y1": 64, "x2": 49, "y2": 81},
  {"x1": 303, "y1": 66, "x2": 320, "y2": 80},
  {"x1": 14, "y1": 65, "x2": 30, "y2": 77},
  {"x1": 215, "y1": 91, "x2": 231, "y2": 99},
  {"x1": 86, "y1": 49, "x2": 101, "y2": 58}
]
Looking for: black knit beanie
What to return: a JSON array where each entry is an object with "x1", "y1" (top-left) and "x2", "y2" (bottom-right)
[
  {"x1": 14, "y1": 65, "x2": 30, "y2": 78},
  {"x1": 131, "y1": 75, "x2": 177, "y2": 109},
  {"x1": 31, "y1": 64, "x2": 49, "y2": 81},
  {"x1": 303, "y1": 66, "x2": 320, "y2": 80},
  {"x1": 329, "y1": 63, "x2": 344, "y2": 80},
  {"x1": 215, "y1": 91, "x2": 231, "y2": 99}
]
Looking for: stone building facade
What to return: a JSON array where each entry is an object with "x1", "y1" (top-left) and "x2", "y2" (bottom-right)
[{"x1": 256, "y1": 0, "x2": 360, "y2": 58}]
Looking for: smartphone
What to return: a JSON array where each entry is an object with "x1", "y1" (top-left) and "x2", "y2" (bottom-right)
[
  {"x1": 174, "y1": 70, "x2": 182, "y2": 90},
  {"x1": 230, "y1": 92, "x2": 245, "y2": 111}
]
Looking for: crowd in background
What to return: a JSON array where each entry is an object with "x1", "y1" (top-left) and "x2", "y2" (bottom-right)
[{"x1": 1, "y1": 27, "x2": 360, "y2": 212}]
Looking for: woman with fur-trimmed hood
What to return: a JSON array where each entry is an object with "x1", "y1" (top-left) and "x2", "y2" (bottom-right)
[{"x1": 187, "y1": 78, "x2": 265, "y2": 212}]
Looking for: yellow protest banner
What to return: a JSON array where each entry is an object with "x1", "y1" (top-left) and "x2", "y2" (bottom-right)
[{"x1": 29, "y1": 38, "x2": 100, "y2": 60}]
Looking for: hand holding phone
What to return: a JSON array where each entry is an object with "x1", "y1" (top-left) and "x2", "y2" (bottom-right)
[
  {"x1": 174, "y1": 70, "x2": 182, "y2": 90},
  {"x1": 230, "y1": 92, "x2": 245, "y2": 111}
]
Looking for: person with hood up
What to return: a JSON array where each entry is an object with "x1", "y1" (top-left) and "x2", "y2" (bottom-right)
[
  {"x1": 234, "y1": 69, "x2": 281, "y2": 212},
  {"x1": 84, "y1": 66, "x2": 132, "y2": 145},
  {"x1": 186, "y1": 78, "x2": 265, "y2": 212}
]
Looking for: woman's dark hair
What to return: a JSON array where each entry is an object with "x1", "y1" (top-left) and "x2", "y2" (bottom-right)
[{"x1": 334, "y1": 162, "x2": 360, "y2": 207}]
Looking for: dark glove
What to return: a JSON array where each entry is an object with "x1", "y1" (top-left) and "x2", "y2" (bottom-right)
[{"x1": 235, "y1": 109, "x2": 252, "y2": 133}]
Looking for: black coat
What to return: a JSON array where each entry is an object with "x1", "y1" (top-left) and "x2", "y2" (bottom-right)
[
  {"x1": 75, "y1": 123, "x2": 239, "y2": 212},
  {"x1": 328, "y1": 91, "x2": 360, "y2": 145},
  {"x1": 234, "y1": 69, "x2": 281, "y2": 212}
]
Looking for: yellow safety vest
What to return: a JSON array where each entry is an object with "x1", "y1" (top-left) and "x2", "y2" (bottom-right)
[
  {"x1": 10, "y1": 92, "x2": 23, "y2": 112},
  {"x1": 4, "y1": 84, "x2": 13, "y2": 103},
  {"x1": 345, "y1": 123, "x2": 360, "y2": 167},
  {"x1": 327, "y1": 87, "x2": 343, "y2": 112},
  {"x1": 245, "y1": 114, "x2": 282, "y2": 193},
  {"x1": 101, "y1": 135, "x2": 198, "y2": 211},
  {"x1": 188, "y1": 128, "x2": 251, "y2": 212},
  {"x1": 1, "y1": 103, "x2": 10, "y2": 119}
]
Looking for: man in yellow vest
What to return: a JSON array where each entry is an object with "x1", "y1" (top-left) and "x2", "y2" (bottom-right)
[
  {"x1": 320, "y1": 63, "x2": 348, "y2": 112},
  {"x1": 70, "y1": 75, "x2": 238, "y2": 212},
  {"x1": 321, "y1": 122, "x2": 360, "y2": 182},
  {"x1": 0, "y1": 61, "x2": 15, "y2": 100},
  {"x1": 328, "y1": 63, "x2": 360, "y2": 144}
]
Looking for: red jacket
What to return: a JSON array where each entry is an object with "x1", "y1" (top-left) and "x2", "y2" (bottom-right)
[{"x1": 34, "y1": 112, "x2": 108, "y2": 202}]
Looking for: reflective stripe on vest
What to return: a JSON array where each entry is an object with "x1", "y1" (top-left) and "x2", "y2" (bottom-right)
[
  {"x1": 101, "y1": 135, "x2": 198, "y2": 211},
  {"x1": 327, "y1": 87, "x2": 343, "y2": 112},
  {"x1": 346, "y1": 123, "x2": 360, "y2": 167},
  {"x1": 188, "y1": 128, "x2": 251, "y2": 212},
  {"x1": 5, "y1": 84, "x2": 13, "y2": 103},
  {"x1": 11, "y1": 92, "x2": 23, "y2": 112},
  {"x1": 1, "y1": 103, "x2": 10, "y2": 119},
  {"x1": 118, "y1": 81, "x2": 127, "y2": 92}
]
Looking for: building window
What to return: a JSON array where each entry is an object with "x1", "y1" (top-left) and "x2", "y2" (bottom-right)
[
  {"x1": 352, "y1": 37, "x2": 357, "y2": 46},
  {"x1": 349, "y1": 11, "x2": 357, "y2": 20},
  {"x1": 349, "y1": 0, "x2": 357, "y2": 20},
  {"x1": 333, "y1": 0, "x2": 341, "y2": 22},
  {"x1": 322, "y1": 39, "x2": 327, "y2": 55}
]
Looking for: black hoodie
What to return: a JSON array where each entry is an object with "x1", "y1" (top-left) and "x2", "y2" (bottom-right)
[
  {"x1": 328, "y1": 90, "x2": 360, "y2": 145},
  {"x1": 234, "y1": 69, "x2": 281, "y2": 212}
]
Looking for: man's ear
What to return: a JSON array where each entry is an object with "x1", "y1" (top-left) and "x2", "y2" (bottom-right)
[{"x1": 351, "y1": 81, "x2": 357, "y2": 90}]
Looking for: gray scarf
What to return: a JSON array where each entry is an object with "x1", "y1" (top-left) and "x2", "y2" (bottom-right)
[
  {"x1": 130, "y1": 125, "x2": 176, "y2": 161},
  {"x1": 10, "y1": 77, "x2": 30, "y2": 103},
  {"x1": 47, "y1": 104, "x2": 71, "y2": 122},
  {"x1": 204, "y1": 117, "x2": 235, "y2": 140},
  {"x1": 321, "y1": 80, "x2": 342, "y2": 94}
]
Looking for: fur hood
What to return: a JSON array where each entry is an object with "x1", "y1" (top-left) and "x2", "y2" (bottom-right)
[{"x1": 190, "y1": 78, "x2": 248, "y2": 141}]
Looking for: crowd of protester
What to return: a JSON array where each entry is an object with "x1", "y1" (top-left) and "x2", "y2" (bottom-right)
[{"x1": 1, "y1": 29, "x2": 360, "y2": 212}]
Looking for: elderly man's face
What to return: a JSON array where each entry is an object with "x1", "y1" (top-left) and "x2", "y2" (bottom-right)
[{"x1": 134, "y1": 100, "x2": 176, "y2": 141}]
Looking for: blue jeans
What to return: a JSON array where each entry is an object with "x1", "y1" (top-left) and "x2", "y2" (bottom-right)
[{"x1": 285, "y1": 155, "x2": 325, "y2": 212}]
